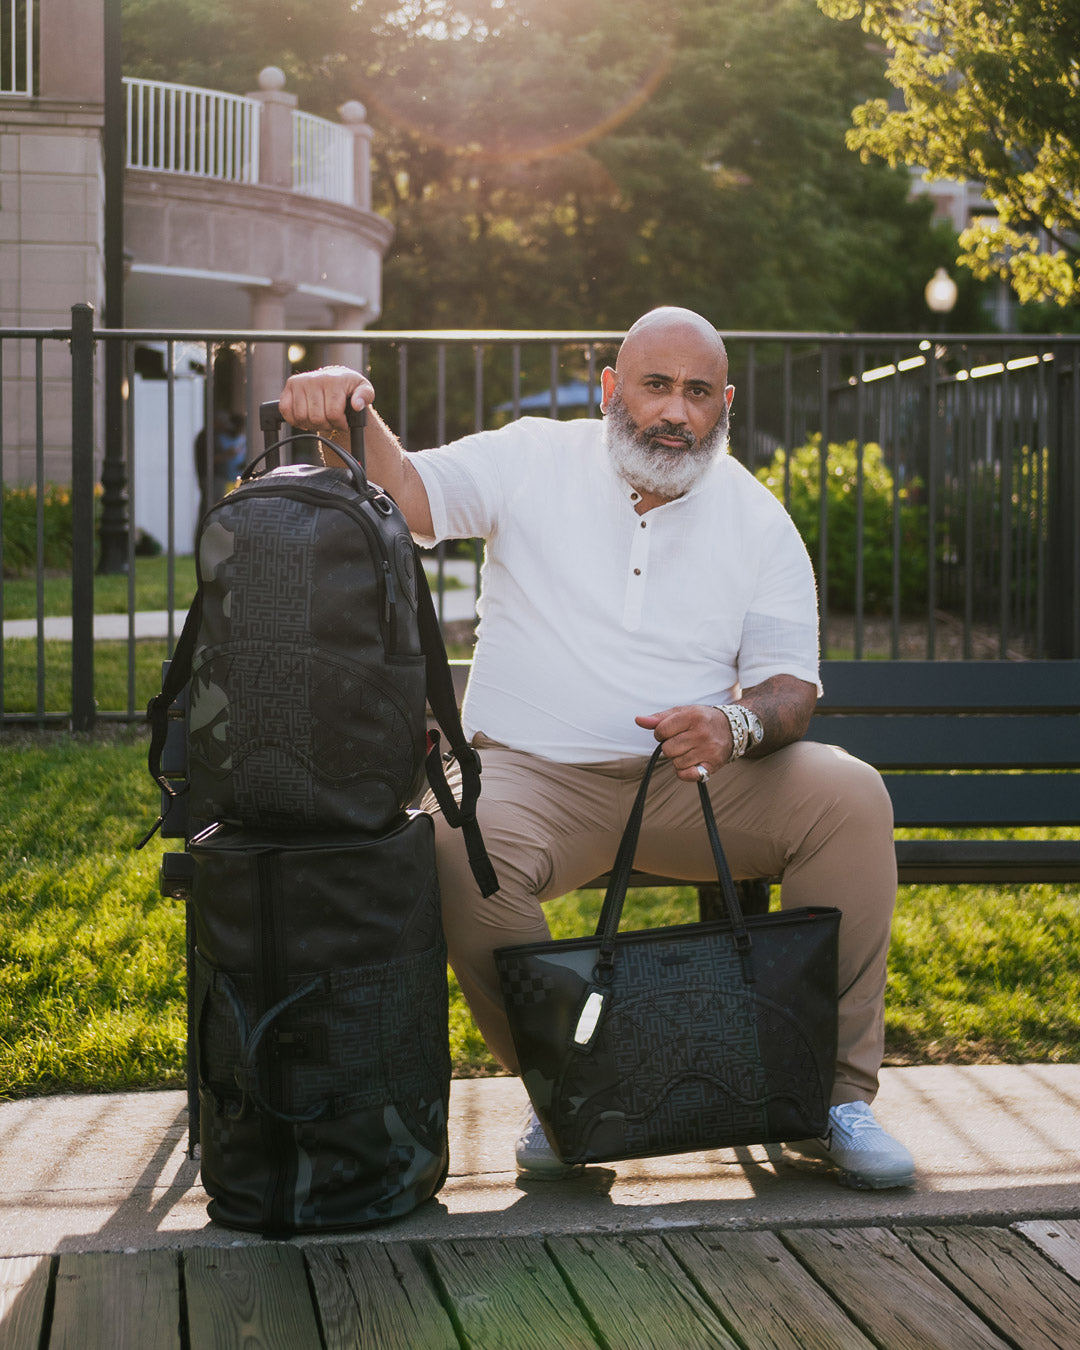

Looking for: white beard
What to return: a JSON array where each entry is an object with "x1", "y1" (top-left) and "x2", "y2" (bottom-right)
[{"x1": 603, "y1": 392, "x2": 728, "y2": 500}]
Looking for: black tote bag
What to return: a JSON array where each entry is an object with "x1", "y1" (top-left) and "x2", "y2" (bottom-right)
[{"x1": 494, "y1": 745, "x2": 841, "y2": 1165}]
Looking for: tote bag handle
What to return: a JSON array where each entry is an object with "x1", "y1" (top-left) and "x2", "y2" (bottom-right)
[{"x1": 593, "y1": 745, "x2": 754, "y2": 984}]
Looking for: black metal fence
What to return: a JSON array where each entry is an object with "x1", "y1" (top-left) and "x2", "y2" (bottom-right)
[{"x1": 2, "y1": 308, "x2": 1078, "y2": 728}]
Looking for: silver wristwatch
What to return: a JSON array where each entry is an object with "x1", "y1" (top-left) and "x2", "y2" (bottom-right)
[
  {"x1": 743, "y1": 706, "x2": 764, "y2": 748},
  {"x1": 713, "y1": 704, "x2": 764, "y2": 762}
]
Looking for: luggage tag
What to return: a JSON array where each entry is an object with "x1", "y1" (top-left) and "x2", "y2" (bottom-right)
[{"x1": 571, "y1": 985, "x2": 608, "y2": 1052}]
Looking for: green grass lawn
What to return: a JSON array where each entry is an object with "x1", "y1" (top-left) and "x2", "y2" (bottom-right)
[
  {"x1": 2, "y1": 557, "x2": 467, "y2": 717},
  {"x1": 2, "y1": 554, "x2": 459, "y2": 623},
  {"x1": 3, "y1": 638, "x2": 172, "y2": 718},
  {"x1": 2, "y1": 556, "x2": 199, "y2": 621},
  {"x1": 2, "y1": 731, "x2": 1077, "y2": 1099}
]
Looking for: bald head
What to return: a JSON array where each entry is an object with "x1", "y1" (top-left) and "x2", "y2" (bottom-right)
[{"x1": 616, "y1": 307, "x2": 728, "y2": 383}]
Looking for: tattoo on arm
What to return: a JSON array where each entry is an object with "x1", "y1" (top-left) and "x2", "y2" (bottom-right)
[{"x1": 739, "y1": 674, "x2": 817, "y2": 758}]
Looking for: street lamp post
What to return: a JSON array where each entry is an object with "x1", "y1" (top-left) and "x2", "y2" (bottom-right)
[{"x1": 98, "y1": 0, "x2": 129, "y2": 575}]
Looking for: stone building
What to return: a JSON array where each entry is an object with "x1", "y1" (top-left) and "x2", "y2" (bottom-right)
[{"x1": 1, "y1": 0, "x2": 392, "y2": 507}]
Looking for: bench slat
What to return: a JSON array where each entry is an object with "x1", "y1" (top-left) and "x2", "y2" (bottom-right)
[
  {"x1": 818, "y1": 660, "x2": 1080, "y2": 713},
  {"x1": 882, "y1": 773, "x2": 1080, "y2": 826},
  {"x1": 896, "y1": 839, "x2": 1080, "y2": 884},
  {"x1": 804, "y1": 715, "x2": 1080, "y2": 768}
]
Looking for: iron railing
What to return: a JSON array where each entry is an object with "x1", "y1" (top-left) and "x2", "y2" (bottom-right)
[{"x1": 2, "y1": 309, "x2": 1079, "y2": 728}]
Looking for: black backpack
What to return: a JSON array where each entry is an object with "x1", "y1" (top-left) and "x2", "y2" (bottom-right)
[
  {"x1": 142, "y1": 403, "x2": 496, "y2": 1234},
  {"x1": 147, "y1": 403, "x2": 493, "y2": 880}
]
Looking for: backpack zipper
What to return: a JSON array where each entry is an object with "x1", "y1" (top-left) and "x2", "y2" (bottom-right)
[{"x1": 255, "y1": 849, "x2": 291, "y2": 1233}]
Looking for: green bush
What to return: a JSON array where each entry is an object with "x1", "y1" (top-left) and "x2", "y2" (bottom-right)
[
  {"x1": 2, "y1": 483, "x2": 100, "y2": 578},
  {"x1": 756, "y1": 436, "x2": 929, "y2": 613}
]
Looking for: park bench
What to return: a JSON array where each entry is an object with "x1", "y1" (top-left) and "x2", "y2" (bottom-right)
[
  {"x1": 441, "y1": 657, "x2": 1080, "y2": 901},
  {"x1": 160, "y1": 655, "x2": 1080, "y2": 895}
]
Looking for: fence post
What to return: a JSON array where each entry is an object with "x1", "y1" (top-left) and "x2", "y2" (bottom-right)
[
  {"x1": 1046, "y1": 347, "x2": 1080, "y2": 657},
  {"x1": 70, "y1": 304, "x2": 97, "y2": 731}
]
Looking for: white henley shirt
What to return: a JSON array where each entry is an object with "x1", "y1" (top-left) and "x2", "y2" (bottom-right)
[{"x1": 411, "y1": 416, "x2": 820, "y2": 762}]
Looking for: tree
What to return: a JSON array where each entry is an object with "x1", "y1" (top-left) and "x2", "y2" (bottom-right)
[
  {"x1": 359, "y1": 0, "x2": 960, "y2": 335},
  {"x1": 123, "y1": 0, "x2": 964, "y2": 339},
  {"x1": 817, "y1": 1, "x2": 1080, "y2": 307}
]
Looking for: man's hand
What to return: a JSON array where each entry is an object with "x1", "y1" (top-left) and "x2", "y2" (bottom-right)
[
  {"x1": 637, "y1": 675, "x2": 817, "y2": 781},
  {"x1": 279, "y1": 366, "x2": 373, "y2": 439},
  {"x1": 635, "y1": 705, "x2": 732, "y2": 781},
  {"x1": 278, "y1": 365, "x2": 435, "y2": 538}
]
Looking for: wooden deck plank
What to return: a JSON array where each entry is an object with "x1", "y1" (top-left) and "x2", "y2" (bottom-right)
[
  {"x1": 427, "y1": 1235, "x2": 597, "y2": 1350},
  {"x1": 1015, "y1": 1219, "x2": 1080, "y2": 1282},
  {"x1": 184, "y1": 1246, "x2": 322, "y2": 1350},
  {"x1": 664, "y1": 1229, "x2": 876, "y2": 1350},
  {"x1": 784, "y1": 1226, "x2": 1013, "y2": 1350},
  {"x1": 547, "y1": 1232, "x2": 738, "y2": 1350},
  {"x1": 0, "y1": 1256, "x2": 51, "y2": 1350},
  {"x1": 899, "y1": 1225, "x2": 1080, "y2": 1350},
  {"x1": 306, "y1": 1242, "x2": 458, "y2": 1350},
  {"x1": 50, "y1": 1250, "x2": 180, "y2": 1350}
]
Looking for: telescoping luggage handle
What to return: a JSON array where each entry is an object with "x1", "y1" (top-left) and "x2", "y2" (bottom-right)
[{"x1": 253, "y1": 399, "x2": 369, "y2": 487}]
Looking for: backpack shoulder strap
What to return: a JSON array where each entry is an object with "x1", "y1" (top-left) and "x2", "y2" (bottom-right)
[
  {"x1": 145, "y1": 589, "x2": 202, "y2": 799},
  {"x1": 415, "y1": 552, "x2": 499, "y2": 897}
]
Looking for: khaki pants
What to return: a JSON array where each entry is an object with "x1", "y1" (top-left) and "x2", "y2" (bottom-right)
[{"x1": 423, "y1": 735, "x2": 897, "y2": 1106}]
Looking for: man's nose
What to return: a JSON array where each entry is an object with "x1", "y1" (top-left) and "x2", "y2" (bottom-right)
[{"x1": 659, "y1": 391, "x2": 689, "y2": 424}]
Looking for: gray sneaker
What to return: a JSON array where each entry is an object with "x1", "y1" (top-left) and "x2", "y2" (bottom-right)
[
  {"x1": 782, "y1": 1100, "x2": 915, "y2": 1190},
  {"x1": 514, "y1": 1109, "x2": 583, "y2": 1180}
]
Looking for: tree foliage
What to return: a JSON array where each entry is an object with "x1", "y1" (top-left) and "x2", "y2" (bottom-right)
[
  {"x1": 757, "y1": 437, "x2": 928, "y2": 613},
  {"x1": 122, "y1": 0, "x2": 966, "y2": 334},
  {"x1": 818, "y1": 0, "x2": 1080, "y2": 306}
]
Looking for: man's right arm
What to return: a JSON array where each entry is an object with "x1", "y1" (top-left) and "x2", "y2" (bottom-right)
[{"x1": 278, "y1": 366, "x2": 435, "y2": 539}]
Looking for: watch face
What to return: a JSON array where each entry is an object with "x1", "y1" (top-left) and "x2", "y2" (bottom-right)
[{"x1": 747, "y1": 710, "x2": 764, "y2": 743}]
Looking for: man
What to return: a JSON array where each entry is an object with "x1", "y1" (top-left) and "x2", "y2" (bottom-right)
[{"x1": 279, "y1": 306, "x2": 915, "y2": 1190}]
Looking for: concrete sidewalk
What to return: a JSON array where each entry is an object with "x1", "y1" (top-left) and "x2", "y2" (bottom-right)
[{"x1": 2, "y1": 1065, "x2": 1078, "y2": 1257}]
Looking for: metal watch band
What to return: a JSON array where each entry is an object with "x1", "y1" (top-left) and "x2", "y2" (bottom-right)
[{"x1": 712, "y1": 704, "x2": 749, "y2": 762}]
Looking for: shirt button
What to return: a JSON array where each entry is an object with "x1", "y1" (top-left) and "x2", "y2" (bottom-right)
[
  {"x1": 633, "y1": 568, "x2": 641, "y2": 576},
  {"x1": 640, "y1": 520, "x2": 647, "y2": 528}
]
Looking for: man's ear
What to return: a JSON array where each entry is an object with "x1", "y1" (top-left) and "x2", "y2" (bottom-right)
[{"x1": 600, "y1": 366, "x2": 617, "y2": 413}]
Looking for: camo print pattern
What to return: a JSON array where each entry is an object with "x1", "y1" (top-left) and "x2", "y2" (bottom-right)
[
  {"x1": 191, "y1": 813, "x2": 450, "y2": 1235},
  {"x1": 497, "y1": 909, "x2": 840, "y2": 1165},
  {"x1": 196, "y1": 942, "x2": 450, "y2": 1234},
  {"x1": 187, "y1": 468, "x2": 426, "y2": 833}
]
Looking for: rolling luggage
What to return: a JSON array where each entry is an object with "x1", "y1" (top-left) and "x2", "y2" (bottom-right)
[{"x1": 190, "y1": 815, "x2": 450, "y2": 1233}]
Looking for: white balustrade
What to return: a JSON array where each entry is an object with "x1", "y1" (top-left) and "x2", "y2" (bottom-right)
[
  {"x1": 292, "y1": 108, "x2": 355, "y2": 205},
  {"x1": 122, "y1": 75, "x2": 358, "y2": 208},
  {"x1": 124, "y1": 77, "x2": 261, "y2": 184}
]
